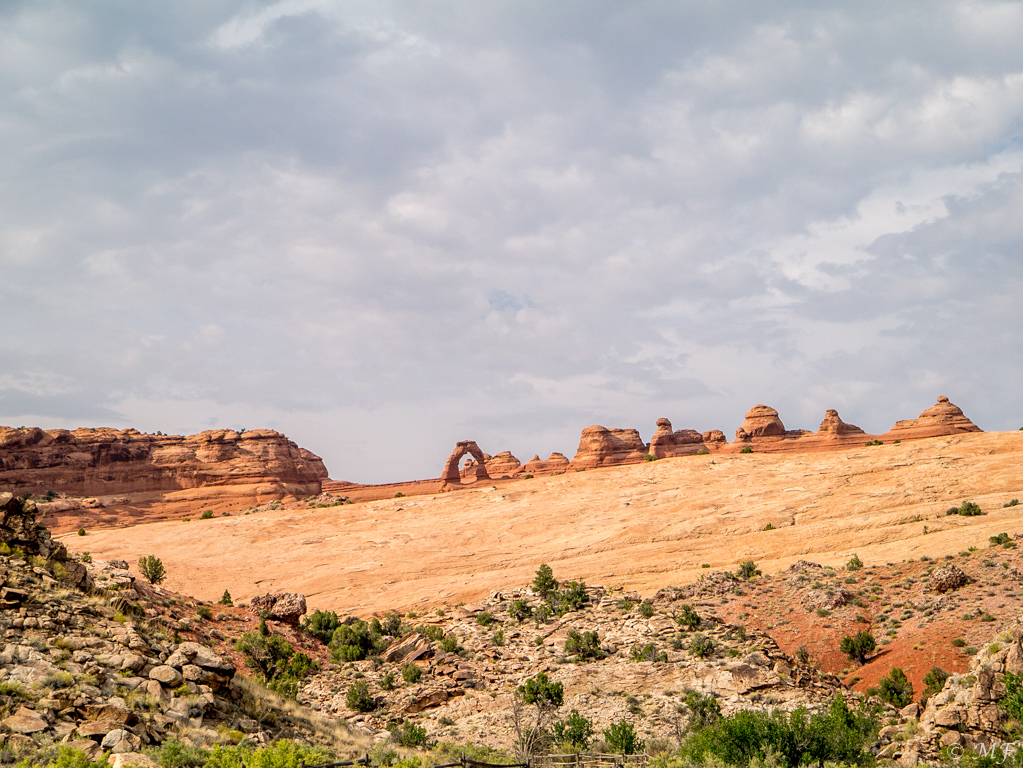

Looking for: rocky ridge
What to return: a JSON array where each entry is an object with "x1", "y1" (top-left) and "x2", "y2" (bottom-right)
[{"x1": 0, "y1": 426, "x2": 327, "y2": 502}]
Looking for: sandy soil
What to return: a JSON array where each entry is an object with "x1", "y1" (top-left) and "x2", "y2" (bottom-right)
[{"x1": 56, "y1": 431, "x2": 1023, "y2": 619}]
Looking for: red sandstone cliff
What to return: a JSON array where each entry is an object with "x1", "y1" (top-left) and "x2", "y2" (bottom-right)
[
  {"x1": 571, "y1": 426, "x2": 648, "y2": 468},
  {"x1": 0, "y1": 426, "x2": 327, "y2": 499}
]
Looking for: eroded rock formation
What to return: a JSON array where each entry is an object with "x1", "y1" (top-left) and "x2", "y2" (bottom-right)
[
  {"x1": 649, "y1": 418, "x2": 721, "y2": 458},
  {"x1": 0, "y1": 427, "x2": 327, "y2": 499},
  {"x1": 571, "y1": 426, "x2": 648, "y2": 468},
  {"x1": 440, "y1": 441, "x2": 491, "y2": 487},
  {"x1": 460, "y1": 451, "x2": 522, "y2": 480},
  {"x1": 735, "y1": 405, "x2": 788, "y2": 441},
  {"x1": 882, "y1": 395, "x2": 982, "y2": 440},
  {"x1": 520, "y1": 453, "x2": 571, "y2": 475}
]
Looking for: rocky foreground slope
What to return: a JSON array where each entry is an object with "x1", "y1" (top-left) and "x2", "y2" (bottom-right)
[{"x1": 0, "y1": 492, "x2": 358, "y2": 762}]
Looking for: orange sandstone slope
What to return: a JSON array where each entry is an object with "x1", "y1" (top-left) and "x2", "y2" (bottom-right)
[{"x1": 59, "y1": 430, "x2": 1023, "y2": 617}]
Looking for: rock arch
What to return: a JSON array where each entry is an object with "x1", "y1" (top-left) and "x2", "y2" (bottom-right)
[{"x1": 441, "y1": 440, "x2": 491, "y2": 486}]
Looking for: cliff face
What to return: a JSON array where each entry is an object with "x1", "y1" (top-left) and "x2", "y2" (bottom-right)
[
  {"x1": 0, "y1": 426, "x2": 327, "y2": 498},
  {"x1": 571, "y1": 426, "x2": 648, "y2": 468}
]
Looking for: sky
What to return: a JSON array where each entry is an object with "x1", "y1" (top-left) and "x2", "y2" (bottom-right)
[{"x1": 1, "y1": 1, "x2": 1022, "y2": 484}]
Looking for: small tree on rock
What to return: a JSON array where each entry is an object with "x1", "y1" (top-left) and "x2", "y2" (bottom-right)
[
  {"x1": 877, "y1": 667, "x2": 914, "y2": 708},
  {"x1": 533, "y1": 563, "x2": 559, "y2": 599},
  {"x1": 137, "y1": 555, "x2": 166, "y2": 585},
  {"x1": 511, "y1": 671, "x2": 563, "y2": 759}
]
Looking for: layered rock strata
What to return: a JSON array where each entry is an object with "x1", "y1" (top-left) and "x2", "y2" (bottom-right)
[
  {"x1": 648, "y1": 418, "x2": 723, "y2": 458},
  {"x1": 570, "y1": 426, "x2": 649, "y2": 468},
  {"x1": 881, "y1": 395, "x2": 982, "y2": 441},
  {"x1": 521, "y1": 452, "x2": 571, "y2": 475},
  {"x1": 0, "y1": 427, "x2": 327, "y2": 499}
]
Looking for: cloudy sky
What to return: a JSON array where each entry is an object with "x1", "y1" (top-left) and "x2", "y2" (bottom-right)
[{"x1": 2, "y1": 1, "x2": 1021, "y2": 483}]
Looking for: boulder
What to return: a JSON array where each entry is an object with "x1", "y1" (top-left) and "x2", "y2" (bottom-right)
[
  {"x1": 3, "y1": 706, "x2": 48, "y2": 734},
  {"x1": 929, "y1": 564, "x2": 969, "y2": 593},
  {"x1": 101, "y1": 728, "x2": 142, "y2": 753},
  {"x1": 250, "y1": 592, "x2": 307, "y2": 625},
  {"x1": 149, "y1": 665, "x2": 184, "y2": 687}
]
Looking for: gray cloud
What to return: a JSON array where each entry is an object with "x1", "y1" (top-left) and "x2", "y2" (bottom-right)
[{"x1": 1, "y1": 1, "x2": 1022, "y2": 481}]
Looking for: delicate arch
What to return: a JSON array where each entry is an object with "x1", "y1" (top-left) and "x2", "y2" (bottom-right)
[{"x1": 440, "y1": 440, "x2": 491, "y2": 485}]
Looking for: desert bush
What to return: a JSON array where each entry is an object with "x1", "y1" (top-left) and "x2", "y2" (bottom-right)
[
  {"x1": 737, "y1": 560, "x2": 761, "y2": 580},
  {"x1": 947, "y1": 501, "x2": 984, "y2": 516},
  {"x1": 302, "y1": 610, "x2": 340, "y2": 643},
  {"x1": 195, "y1": 605, "x2": 213, "y2": 621},
  {"x1": 553, "y1": 709, "x2": 594, "y2": 751},
  {"x1": 390, "y1": 720, "x2": 428, "y2": 748},
  {"x1": 840, "y1": 630, "x2": 876, "y2": 663},
  {"x1": 565, "y1": 629, "x2": 604, "y2": 660},
  {"x1": 680, "y1": 694, "x2": 878, "y2": 768},
  {"x1": 877, "y1": 667, "x2": 914, "y2": 707},
  {"x1": 644, "y1": 453, "x2": 657, "y2": 462},
  {"x1": 200, "y1": 509, "x2": 214, "y2": 519},
  {"x1": 676, "y1": 604, "x2": 701, "y2": 630},
  {"x1": 402, "y1": 664, "x2": 422, "y2": 684},
  {"x1": 77, "y1": 528, "x2": 85, "y2": 536},
  {"x1": 508, "y1": 599, "x2": 533, "y2": 622},
  {"x1": 1006, "y1": 499, "x2": 1020, "y2": 508},
  {"x1": 236, "y1": 631, "x2": 316, "y2": 699},
  {"x1": 689, "y1": 633, "x2": 714, "y2": 659},
  {"x1": 990, "y1": 533, "x2": 1012, "y2": 546},
  {"x1": 739, "y1": 446, "x2": 753, "y2": 454},
  {"x1": 638, "y1": 601, "x2": 654, "y2": 618},
  {"x1": 796, "y1": 646, "x2": 811, "y2": 664},
  {"x1": 551, "y1": 580, "x2": 589, "y2": 615},
  {"x1": 137, "y1": 555, "x2": 166, "y2": 585},
  {"x1": 1002, "y1": 671, "x2": 1023, "y2": 722},
  {"x1": 847, "y1": 554, "x2": 864, "y2": 571},
  {"x1": 493, "y1": 630, "x2": 505, "y2": 646},
  {"x1": 420, "y1": 624, "x2": 445, "y2": 642},
  {"x1": 330, "y1": 618, "x2": 385, "y2": 661},
  {"x1": 604, "y1": 719, "x2": 642, "y2": 755},
  {"x1": 512, "y1": 672, "x2": 564, "y2": 759},
  {"x1": 922, "y1": 667, "x2": 950, "y2": 700},
  {"x1": 476, "y1": 611, "x2": 495, "y2": 627},
  {"x1": 218, "y1": 590, "x2": 233, "y2": 606},
  {"x1": 630, "y1": 643, "x2": 657, "y2": 662},
  {"x1": 382, "y1": 611, "x2": 404, "y2": 636},
  {"x1": 346, "y1": 681, "x2": 375, "y2": 712},
  {"x1": 439, "y1": 634, "x2": 459, "y2": 654},
  {"x1": 379, "y1": 671, "x2": 395, "y2": 690}
]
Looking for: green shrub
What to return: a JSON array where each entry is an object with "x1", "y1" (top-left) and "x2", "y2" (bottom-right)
[
  {"x1": 689, "y1": 633, "x2": 714, "y2": 659},
  {"x1": 389, "y1": 720, "x2": 428, "y2": 748},
  {"x1": 951, "y1": 637, "x2": 966, "y2": 647},
  {"x1": 551, "y1": 580, "x2": 589, "y2": 615},
  {"x1": 137, "y1": 555, "x2": 166, "y2": 585},
  {"x1": 682, "y1": 691, "x2": 722, "y2": 732},
  {"x1": 840, "y1": 630, "x2": 876, "y2": 663},
  {"x1": 508, "y1": 599, "x2": 532, "y2": 622},
  {"x1": 630, "y1": 643, "x2": 657, "y2": 662},
  {"x1": 218, "y1": 590, "x2": 233, "y2": 606},
  {"x1": 1006, "y1": 499, "x2": 1020, "y2": 508},
  {"x1": 846, "y1": 554, "x2": 864, "y2": 571},
  {"x1": 79, "y1": 552, "x2": 92, "y2": 563},
  {"x1": 402, "y1": 664, "x2": 422, "y2": 684},
  {"x1": 739, "y1": 446, "x2": 753, "y2": 454},
  {"x1": 420, "y1": 624, "x2": 445, "y2": 642},
  {"x1": 638, "y1": 601, "x2": 654, "y2": 618},
  {"x1": 476, "y1": 611, "x2": 495, "y2": 627},
  {"x1": 196, "y1": 605, "x2": 213, "y2": 621},
  {"x1": 346, "y1": 681, "x2": 375, "y2": 712},
  {"x1": 379, "y1": 671, "x2": 395, "y2": 690},
  {"x1": 681, "y1": 694, "x2": 878, "y2": 768},
  {"x1": 644, "y1": 453, "x2": 657, "y2": 461},
  {"x1": 302, "y1": 610, "x2": 340, "y2": 644},
  {"x1": 877, "y1": 667, "x2": 914, "y2": 707},
  {"x1": 737, "y1": 560, "x2": 761, "y2": 580},
  {"x1": 553, "y1": 709, "x2": 594, "y2": 751},
  {"x1": 763, "y1": 523, "x2": 775, "y2": 531},
  {"x1": 200, "y1": 509, "x2": 214, "y2": 519},
  {"x1": 676, "y1": 604, "x2": 701, "y2": 630},
  {"x1": 564, "y1": 629, "x2": 604, "y2": 660},
  {"x1": 1002, "y1": 671, "x2": 1023, "y2": 722},
  {"x1": 948, "y1": 501, "x2": 983, "y2": 516},
  {"x1": 235, "y1": 631, "x2": 316, "y2": 699},
  {"x1": 330, "y1": 618, "x2": 386, "y2": 661},
  {"x1": 382, "y1": 611, "x2": 404, "y2": 636},
  {"x1": 604, "y1": 719, "x2": 641, "y2": 755},
  {"x1": 492, "y1": 630, "x2": 505, "y2": 646},
  {"x1": 77, "y1": 528, "x2": 86, "y2": 536}
]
